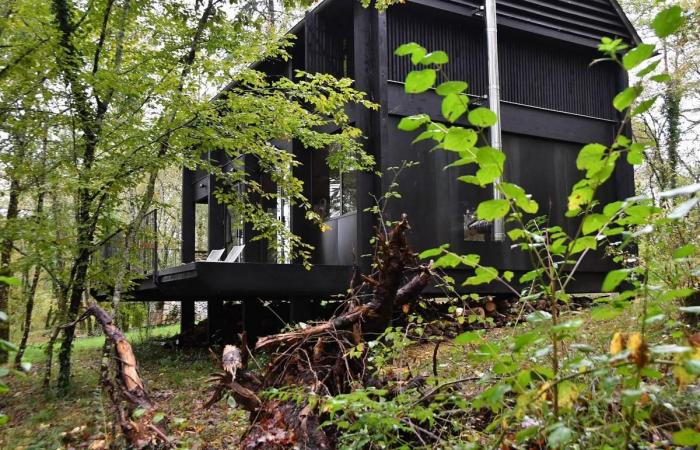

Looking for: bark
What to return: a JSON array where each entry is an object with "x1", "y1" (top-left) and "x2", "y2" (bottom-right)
[
  {"x1": 62, "y1": 304, "x2": 172, "y2": 448},
  {"x1": 14, "y1": 265, "x2": 41, "y2": 366},
  {"x1": 663, "y1": 81, "x2": 681, "y2": 190},
  {"x1": 0, "y1": 151, "x2": 22, "y2": 363}
]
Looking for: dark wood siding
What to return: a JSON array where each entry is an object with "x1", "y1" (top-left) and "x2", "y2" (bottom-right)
[
  {"x1": 387, "y1": 5, "x2": 487, "y2": 96},
  {"x1": 388, "y1": 4, "x2": 619, "y2": 119},
  {"x1": 499, "y1": 30, "x2": 618, "y2": 120},
  {"x1": 406, "y1": 0, "x2": 635, "y2": 44},
  {"x1": 305, "y1": 5, "x2": 353, "y2": 77},
  {"x1": 495, "y1": 0, "x2": 633, "y2": 43}
]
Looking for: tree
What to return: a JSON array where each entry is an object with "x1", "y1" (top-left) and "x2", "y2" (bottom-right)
[
  {"x1": 0, "y1": 0, "x2": 374, "y2": 391},
  {"x1": 620, "y1": 0, "x2": 700, "y2": 195}
]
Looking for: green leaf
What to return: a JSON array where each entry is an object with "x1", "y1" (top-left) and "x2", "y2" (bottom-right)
[
  {"x1": 552, "y1": 319, "x2": 583, "y2": 333},
  {"x1": 153, "y1": 412, "x2": 165, "y2": 423},
  {"x1": 660, "y1": 288, "x2": 695, "y2": 301},
  {"x1": 569, "y1": 236, "x2": 597, "y2": 255},
  {"x1": 394, "y1": 42, "x2": 427, "y2": 64},
  {"x1": 652, "y1": 6, "x2": 684, "y2": 39},
  {"x1": 548, "y1": 425, "x2": 573, "y2": 448},
  {"x1": 418, "y1": 246, "x2": 446, "y2": 259},
  {"x1": 613, "y1": 86, "x2": 642, "y2": 112},
  {"x1": 405, "y1": 69, "x2": 436, "y2": 94},
  {"x1": 467, "y1": 107, "x2": 497, "y2": 128},
  {"x1": 461, "y1": 254, "x2": 481, "y2": 267},
  {"x1": 0, "y1": 312, "x2": 6, "y2": 322},
  {"x1": 679, "y1": 306, "x2": 700, "y2": 314},
  {"x1": 420, "y1": 51, "x2": 449, "y2": 65},
  {"x1": 519, "y1": 269, "x2": 543, "y2": 283},
  {"x1": 651, "y1": 73, "x2": 671, "y2": 83},
  {"x1": 576, "y1": 143, "x2": 607, "y2": 176},
  {"x1": 649, "y1": 345, "x2": 691, "y2": 354},
  {"x1": 474, "y1": 146, "x2": 505, "y2": 185},
  {"x1": 512, "y1": 333, "x2": 541, "y2": 352},
  {"x1": 568, "y1": 184, "x2": 594, "y2": 212},
  {"x1": 476, "y1": 199, "x2": 509, "y2": 221},
  {"x1": 526, "y1": 310, "x2": 552, "y2": 324},
  {"x1": 683, "y1": 360, "x2": 700, "y2": 375},
  {"x1": 0, "y1": 339, "x2": 17, "y2": 352},
  {"x1": 503, "y1": 271, "x2": 514, "y2": 282},
  {"x1": 441, "y1": 93, "x2": 468, "y2": 123},
  {"x1": 463, "y1": 266, "x2": 499, "y2": 286},
  {"x1": 132, "y1": 408, "x2": 146, "y2": 418},
  {"x1": 627, "y1": 145, "x2": 644, "y2": 165},
  {"x1": 395, "y1": 42, "x2": 424, "y2": 57},
  {"x1": 455, "y1": 331, "x2": 482, "y2": 345},
  {"x1": 582, "y1": 214, "x2": 608, "y2": 235},
  {"x1": 622, "y1": 44, "x2": 655, "y2": 71},
  {"x1": 397, "y1": 114, "x2": 430, "y2": 131},
  {"x1": 632, "y1": 96, "x2": 658, "y2": 116},
  {"x1": 0, "y1": 413, "x2": 8, "y2": 426},
  {"x1": 433, "y1": 252, "x2": 462, "y2": 269},
  {"x1": 602, "y1": 269, "x2": 631, "y2": 292},
  {"x1": 501, "y1": 182, "x2": 538, "y2": 214},
  {"x1": 0, "y1": 276, "x2": 20, "y2": 286},
  {"x1": 436, "y1": 81, "x2": 468, "y2": 96},
  {"x1": 673, "y1": 244, "x2": 696, "y2": 259},
  {"x1": 444, "y1": 127, "x2": 477, "y2": 152},
  {"x1": 636, "y1": 60, "x2": 660, "y2": 77},
  {"x1": 479, "y1": 384, "x2": 511, "y2": 411}
]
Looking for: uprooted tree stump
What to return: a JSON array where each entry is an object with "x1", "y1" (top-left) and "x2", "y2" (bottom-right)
[
  {"x1": 64, "y1": 305, "x2": 172, "y2": 449},
  {"x1": 204, "y1": 215, "x2": 435, "y2": 449}
]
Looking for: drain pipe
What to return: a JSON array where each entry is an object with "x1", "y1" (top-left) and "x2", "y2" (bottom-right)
[{"x1": 484, "y1": 0, "x2": 505, "y2": 241}]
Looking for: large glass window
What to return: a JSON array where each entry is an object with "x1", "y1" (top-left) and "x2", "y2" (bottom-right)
[{"x1": 328, "y1": 166, "x2": 357, "y2": 219}]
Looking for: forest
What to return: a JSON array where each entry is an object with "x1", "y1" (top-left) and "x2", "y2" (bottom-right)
[{"x1": 0, "y1": 0, "x2": 699, "y2": 449}]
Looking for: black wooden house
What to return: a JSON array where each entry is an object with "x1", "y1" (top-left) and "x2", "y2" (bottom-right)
[{"x1": 127, "y1": 0, "x2": 640, "y2": 336}]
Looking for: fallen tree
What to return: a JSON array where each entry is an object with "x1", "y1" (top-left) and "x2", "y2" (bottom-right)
[
  {"x1": 205, "y1": 215, "x2": 435, "y2": 449},
  {"x1": 62, "y1": 305, "x2": 172, "y2": 449}
]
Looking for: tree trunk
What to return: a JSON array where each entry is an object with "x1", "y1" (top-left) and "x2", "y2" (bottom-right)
[
  {"x1": 663, "y1": 81, "x2": 681, "y2": 190},
  {"x1": 14, "y1": 265, "x2": 41, "y2": 366},
  {"x1": 57, "y1": 255, "x2": 90, "y2": 391},
  {"x1": 0, "y1": 171, "x2": 21, "y2": 363}
]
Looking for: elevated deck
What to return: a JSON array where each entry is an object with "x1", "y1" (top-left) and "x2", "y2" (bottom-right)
[{"x1": 126, "y1": 262, "x2": 355, "y2": 301}]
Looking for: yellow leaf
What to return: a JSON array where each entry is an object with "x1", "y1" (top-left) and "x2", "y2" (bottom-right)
[
  {"x1": 558, "y1": 381, "x2": 580, "y2": 409},
  {"x1": 610, "y1": 332, "x2": 627, "y2": 355},
  {"x1": 673, "y1": 366, "x2": 696, "y2": 389},
  {"x1": 627, "y1": 332, "x2": 649, "y2": 368}
]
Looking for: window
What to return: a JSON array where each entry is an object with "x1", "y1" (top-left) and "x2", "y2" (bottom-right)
[{"x1": 328, "y1": 166, "x2": 357, "y2": 218}]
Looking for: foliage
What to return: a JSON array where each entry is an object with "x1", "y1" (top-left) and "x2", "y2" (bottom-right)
[
  {"x1": 322, "y1": 4, "x2": 699, "y2": 449},
  {"x1": 0, "y1": 0, "x2": 376, "y2": 388}
]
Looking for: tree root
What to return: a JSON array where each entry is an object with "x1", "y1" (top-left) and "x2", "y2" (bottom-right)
[{"x1": 204, "y1": 215, "x2": 437, "y2": 449}]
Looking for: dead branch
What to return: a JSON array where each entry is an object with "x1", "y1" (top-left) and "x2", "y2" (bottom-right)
[{"x1": 63, "y1": 304, "x2": 172, "y2": 449}]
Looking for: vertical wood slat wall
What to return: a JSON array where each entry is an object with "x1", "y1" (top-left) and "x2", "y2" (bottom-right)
[{"x1": 387, "y1": 3, "x2": 619, "y2": 120}]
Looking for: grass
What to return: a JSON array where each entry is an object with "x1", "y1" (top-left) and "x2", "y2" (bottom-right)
[
  {"x1": 3, "y1": 323, "x2": 249, "y2": 450},
  {"x1": 1, "y1": 303, "x2": 696, "y2": 449},
  {"x1": 12, "y1": 323, "x2": 181, "y2": 364}
]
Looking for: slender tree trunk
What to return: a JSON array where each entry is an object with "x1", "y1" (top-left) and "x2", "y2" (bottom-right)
[
  {"x1": 14, "y1": 265, "x2": 41, "y2": 366},
  {"x1": 663, "y1": 81, "x2": 681, "y2": 190},
  {"x1": 0, "y1": 170, "x2": 21, "y2": 363},
  {"x1": 57, "y1": 253, "x2": 90, "y2": 391}
]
